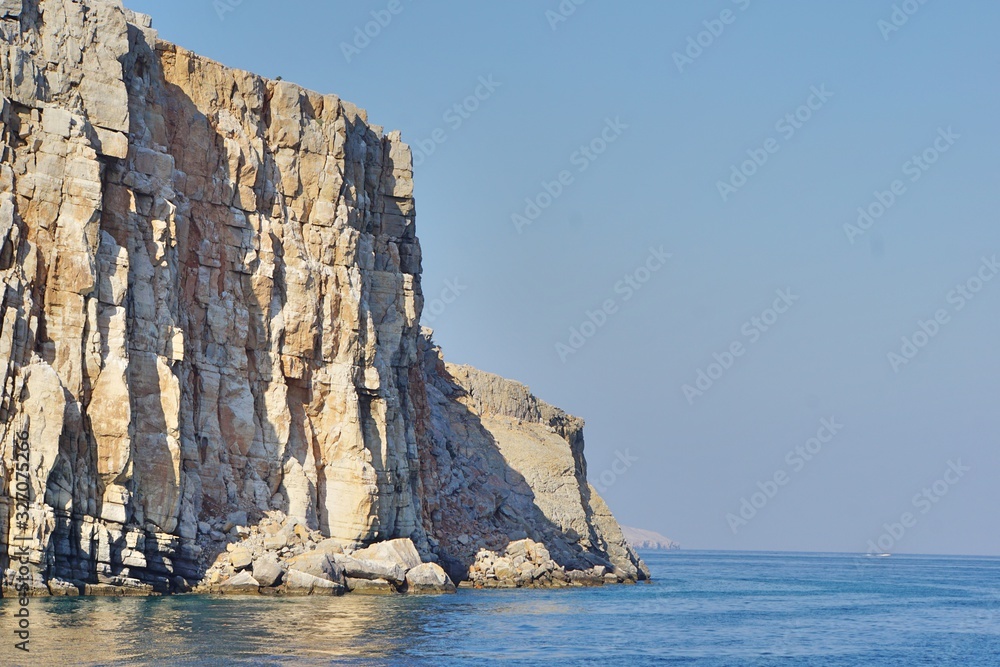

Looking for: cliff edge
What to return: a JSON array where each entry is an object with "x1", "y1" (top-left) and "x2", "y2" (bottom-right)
[{"x1": 0, "y1": 0, "x2": 646, "y2": 595}]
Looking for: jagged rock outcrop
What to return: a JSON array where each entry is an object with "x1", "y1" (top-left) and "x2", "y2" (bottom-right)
[
  {"x1": 0, "y1": 0, "x2": 646, "y2": 597},
  {"x1": 426, "y1": 360, "x2": 647, "y2": 583},
  {"x1": 466, "y1": 538, "x2": 617, "y2": 589}
]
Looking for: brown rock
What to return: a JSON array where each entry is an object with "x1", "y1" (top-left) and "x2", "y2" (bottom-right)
[
  {"x1": 230, "y1": 548, "x2": 253, "y2": 571},
  {"x1": 345, "y1": 578, "x2": 397, "y2": 595},
  {"x1": 219, "y1": 571, "x2": 260, "y2": 594}
]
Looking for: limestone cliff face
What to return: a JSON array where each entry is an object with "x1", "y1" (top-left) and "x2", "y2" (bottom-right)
[
  {"x1": 0, "y1": 0, "x2": 645, "y2": 594},
  {"x1": 437, "y1": 362, "x2": 647, "y2": 581}
]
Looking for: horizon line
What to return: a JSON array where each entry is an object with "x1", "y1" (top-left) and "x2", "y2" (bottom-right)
[{"x1": 636, "y1": 547, "x2": 1000, "y2": 559}]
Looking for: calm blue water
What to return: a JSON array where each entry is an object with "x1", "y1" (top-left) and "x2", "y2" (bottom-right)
[{"x1": 2, "y1": 551, "x2": 999, "y2": 666}]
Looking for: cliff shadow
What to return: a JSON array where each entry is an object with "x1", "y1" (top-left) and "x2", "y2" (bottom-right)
[{"x1": 413, "y1": 345, "x2": 609, "y2": 583}]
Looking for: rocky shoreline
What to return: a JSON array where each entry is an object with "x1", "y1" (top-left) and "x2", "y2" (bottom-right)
[
  {"x1": 7, "y1": 510, "x2": 641, "y2": 598},
  {"x1": 466, "y1": 538, "x2": 631, "y2": 589}
]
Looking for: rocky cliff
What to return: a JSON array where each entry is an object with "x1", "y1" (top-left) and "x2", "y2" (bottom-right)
[{"x1": 0, "y1": 0, "x2": 646, "y2": 596}]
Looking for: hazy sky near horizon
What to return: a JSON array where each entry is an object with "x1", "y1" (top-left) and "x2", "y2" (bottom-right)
[{"x1": 126, "y1": 0, "x2": 1000, "y2": 556}]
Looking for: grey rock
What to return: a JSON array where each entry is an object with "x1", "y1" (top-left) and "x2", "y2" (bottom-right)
[
  {"x1": 405, "y1": 563, "x2": 456, "y2": 594},
  {"x1": 230, "y1": 548, "x2": 253, "y2": 571},
  {"x1": 285, "y1": 551, "x2": 344, "y2": 585},
  {"x1": 284, "y1": 569, "x2": 344, "y2": 595},
  {"x1": 220, "y1": 571, "x2": 260, "y2": 594},
  {"x1": 263, "y1": 532, "x2": 288, "y2": 551},
  {"x1": 315, "y1": 539, "x2": 344, "y2": 555},
  {"x1": 47, "y1": 579, "x2": 81, "y2": 596},
  {"x1": 351, "y1": 538, "x2": 422, "y2": 571},
  {"x1": 337, "y1": 556, "x2": 407, "y2": 585},
  {"x1": 252, "y1": 556, "x2": 284, "y2": 588}
]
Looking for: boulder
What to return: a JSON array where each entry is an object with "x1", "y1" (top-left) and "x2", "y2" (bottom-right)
[
  {"x1": 404, "y1": 563, "x2": 456, "y2": 594},
  {"x1": 567, "y1": 570, "x2": 600, "y2": 584},
  {"x1": 493, "y1": 560, "x2": 515, "y2": 581},
  {"x1": 171, "y1": 576, "x2": 193, "y2": 593},
  {"x1": 252, "y1": 555, "x2": 284, "y2": 588},
  {"x1": 345, "y1": 577, "x2": 397, "y2": 595},
  {"x1": 286, "y1": 551, "x2": 344, "y2": 585},
  {"x1": 48, "y1": 579, "x2": 81, "y2": 596},
  {"x1": 351, "y1": 538, "x2": 422, "y2": 571},
  {"x1": 263, "y1": 532, "x2": 288, "y2": 551},
  {"x1": 220, "y1": 571, "x2": 260, "y2": 594},
  {"x1": 284, "y1": 569, "x2": 344, "y2": 596},
  {"x1": 83, "y1": 579, "x2": 156, "y2": 597},
  {"x1": 337, "y1": 555, "x2": 407, "y2": 585},
  {"x1": 230, "y1": 547, "x2": 253, "y2": 571}
]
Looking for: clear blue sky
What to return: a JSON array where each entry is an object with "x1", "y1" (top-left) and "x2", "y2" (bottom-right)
[{"x1": 126, "y1": 0, "x2": 1000, "y2": 556}]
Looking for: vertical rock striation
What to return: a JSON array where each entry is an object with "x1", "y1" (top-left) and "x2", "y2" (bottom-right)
[
  {"x1": 0, "y1": 0, "x2": 645, "y2": 595},
  {"x1": 436, "y1": 360, "x2": 647, "y2": 581}
]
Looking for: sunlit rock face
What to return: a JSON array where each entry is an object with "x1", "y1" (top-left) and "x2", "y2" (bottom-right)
[{"x1": 0, "y1": 0, "x2": 644, "y2": 595}]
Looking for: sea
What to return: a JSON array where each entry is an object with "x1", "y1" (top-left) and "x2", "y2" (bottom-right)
[{"x1": 2, "y1": 550, "x2": 999, "y2": 666}]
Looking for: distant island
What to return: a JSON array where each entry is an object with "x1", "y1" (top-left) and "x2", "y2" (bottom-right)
[{"x1": 622, "y1": 527, "x2": 680, "y2": 551}]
